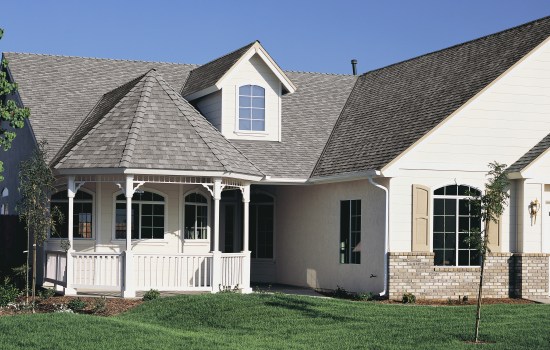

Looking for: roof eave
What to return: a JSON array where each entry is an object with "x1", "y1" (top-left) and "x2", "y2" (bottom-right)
[{"x1": 307, "y1": 170, "x2": 382, "y2": 184}]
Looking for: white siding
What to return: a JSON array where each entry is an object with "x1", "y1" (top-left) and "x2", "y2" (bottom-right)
[
  {"x1": 219, "y1": 54, "x2": 281, "y2": 141},
  {"x1": 385, "y1": 38, "x2": 550, "y2": 254},
  {"x1": 275, "y1": 179, "x2": 386, "y2": 293},
  {"x1": 193, "y1": 91, "x2": 222, "y2": 131}
]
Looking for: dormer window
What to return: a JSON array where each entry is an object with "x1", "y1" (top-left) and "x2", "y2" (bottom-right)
[{"x1": 239, "y1": 85, "x2": 265, "y2": 131}]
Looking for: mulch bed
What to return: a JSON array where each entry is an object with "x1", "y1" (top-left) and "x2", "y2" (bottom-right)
[
  {"x1": 0, "y1": 295, "x2": 142, "y2": 317},
  {"x1": 380, "y1": 298, "x2": 535, "y2": 306}
]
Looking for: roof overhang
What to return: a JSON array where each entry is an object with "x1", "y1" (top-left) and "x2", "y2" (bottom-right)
[
  {"x1": 307, "y1": 170, "x2": 382, "y2": 184},
  {"x1": 54, "y1": 167, "x2": 264, "y2": 182},
  {"x1": 183, "y1": 42, "x2": 297, "y2": 101}
]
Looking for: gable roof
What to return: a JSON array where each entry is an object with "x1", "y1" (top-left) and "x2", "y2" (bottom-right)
[
  {"x1": 312, "y1": 16, "x2": 550, "y2": 178},
  {"x1": 508, "y1": 132, "x2": 550, "y2": 174},
  {"x1": 181, "y1": 41, "x2": 296, "y2": 100},
  {"x1": 181, "y1": 41, "x2": 256, "y2": 97},
  {"x1": 54, "y1": 69, "x2": 262, "y2": 176}
]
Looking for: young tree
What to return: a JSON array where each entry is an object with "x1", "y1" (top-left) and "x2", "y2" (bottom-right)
[
  {"x1": 467, "y1": 162, "x2": 509, "y2": 342},
  {"x1": 16, "y1": 141, "x2": 63, "y2": 311},
  {"x1": 0, "y1": 27, "x2": 30, "y2": 181}
]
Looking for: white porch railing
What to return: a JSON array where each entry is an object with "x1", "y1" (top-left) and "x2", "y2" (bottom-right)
[
  {"x1": 134, "y1": 253, "x2": 213, "y2": 291},
  {"x1": 220, "y1": 253, "x2": 245, "y2": 289},
  {"x1": 44, "y1": 250, "x2": 67, "y2": 287},
  {"x1": 72, "y1": 253, "x2": 123, "y2": 290},
  {"x1": 44, "y1": 250, "x2": 249, "y2": 295}
]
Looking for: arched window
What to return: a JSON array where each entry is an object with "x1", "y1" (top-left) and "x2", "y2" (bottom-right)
[
  {"x1": 51, "y1": 189, "x2": 94, "y2": 239},
  {"x1": 433, "y1": 185, "x2": 481, "y2": 266},
  {"x1": 115, "y1": 190, "x2": 165, "y2": 239},
  {"x1": 250, "y1": 192, "x2": 274, "y2": 259},
  {"x1": 238, "y1": 85, "x2": 265, "y2": 131},
  {"x1": 184, "y1": 192, "x2": 209, "y2": 240}
]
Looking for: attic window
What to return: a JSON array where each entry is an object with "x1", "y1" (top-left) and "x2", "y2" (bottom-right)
[{"x1": 238, "y1": 85, "x2": 265, "y2": 131}]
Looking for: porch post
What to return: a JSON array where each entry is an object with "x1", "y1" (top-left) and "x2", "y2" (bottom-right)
[
  {"x1": 64, "y1": 176, "x2": 77, "y2": 295},
  {"x1": 123, "y1": 175, "x2": 135, "y2": 298},
  {"x1": 211, "y1": 178, "x2": 223, "y2": 293},
  {"x1": 241, "y1": 184, "x2": 252, "y2": 293}
]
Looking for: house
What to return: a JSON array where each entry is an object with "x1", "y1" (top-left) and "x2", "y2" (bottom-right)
[{"x1": 1, "y1": 16, "x2": 549, "y2": 299}]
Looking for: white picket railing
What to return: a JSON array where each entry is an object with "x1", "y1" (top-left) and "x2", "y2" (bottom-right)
[
  {"x1": 220, "y1": 253, "x2": 245, "y2": 289},
  {"x1": 72, "y1": 253, "x2": 123, "y2": 290},
  {"x1": 44, "y1": 250, "x2": 67, "y2": 287},
  {"x1": 134, "y1": 253, "x2": 213, "y2": 291}
]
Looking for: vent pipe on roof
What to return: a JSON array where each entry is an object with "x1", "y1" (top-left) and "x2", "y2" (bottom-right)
[{"x1": 351, "y1": 59, "x2": 357, "y2": 75}]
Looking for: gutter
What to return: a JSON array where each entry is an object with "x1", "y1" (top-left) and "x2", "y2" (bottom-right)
[{"x1": 367, "y1": 176, "x2": 389, "y2": 298}]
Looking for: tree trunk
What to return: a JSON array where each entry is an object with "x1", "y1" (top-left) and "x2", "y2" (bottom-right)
[
  {"x1": 32, "y1": 242, "x2": 36, "y2": 313},
  {"x1": 474, "y1": 252, "x2": 485, "y2": 342},
  {"x1": 25, "y1": 225, "x2": 30, "y2": 305}
]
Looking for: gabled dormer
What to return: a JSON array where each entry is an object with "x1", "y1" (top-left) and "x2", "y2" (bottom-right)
[{"x1": 182, "y1": 41, "x2": 296, "y2": 142}]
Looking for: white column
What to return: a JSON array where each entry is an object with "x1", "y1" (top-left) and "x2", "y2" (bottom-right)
[
  {"x1": 211, "y1": 179, "x2": 223, "y2": 293},
  {"x1": 123, "y1": 175, "x2": 135, "y2": 298},
  {"x1": 213, "y1": 179, "x2": 222, "y2": 252},
  {"x1": 241, "y1": 184, "x2": 252, "y2": 294},
  {"x1": 64, "y1": 176, "x2": 77, "y2": 295}
]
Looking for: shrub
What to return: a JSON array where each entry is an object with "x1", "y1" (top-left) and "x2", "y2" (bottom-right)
[
  {"x1": 38, "y1": 288, "x2": 56, "y2": 300},
  {"x1": 53, "y1": 303, "x2": 73, "y2": 313},
  {"x1": 402, "y1": 293, "x2": 416, "y2": 304},
  {"x1": 91, "y1": 296, "x2": 107, "y2": 314},
  {"x1": 142, "y1": 289, "x2": 160, "y2": 301},
  {"x1": 357, "y1": 292, "x2": 376, "y2": 301},
  {"x1": 67, "y1": 298, "x2": 87, "y2": 311},
  {"x1": 0, "y1": 277, "x2": 20, "y2": 307}
]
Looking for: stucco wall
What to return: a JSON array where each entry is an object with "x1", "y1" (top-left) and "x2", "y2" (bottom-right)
[{"x1": 273, "y1": 179, "x2": 386, "y2": 293}]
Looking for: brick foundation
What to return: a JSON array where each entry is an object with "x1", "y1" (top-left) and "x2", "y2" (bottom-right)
[{"x1": 388, "y1": 252, "x2": 549, "y2": 300}]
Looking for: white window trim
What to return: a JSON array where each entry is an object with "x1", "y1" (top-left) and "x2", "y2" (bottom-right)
[
  {"x1": 234, "y1": 84, "x2": 268, "y2": 134},
  {"x1": 111, "y1": 187, "x2": 168, "y2": 242},
  {"x1": 432, "y1": 184, "x2": 483, "y2": 267},
  {"x1": 49, "y1": 187, "x2": 95, "y2": 240},
  {"x1": 182, "y1": 188, "x2": 211, "y2": 243}
]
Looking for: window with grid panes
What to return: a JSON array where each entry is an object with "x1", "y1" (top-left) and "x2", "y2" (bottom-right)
[
  {"x1": 115, "y1": 191, "x2": 165, "y2": 239},
  {"x1": 51, "y1": 190, "x2": 93, "y2": 239},
  {"x1": 184, "y1": 192, "x2": 209, "y2": 240},
  {"x1": 433, "y1": 185, "x2": 481, "y2": 266},
  {"x1": 340, "y1": 200, "x2": 361, "y2": 264}
]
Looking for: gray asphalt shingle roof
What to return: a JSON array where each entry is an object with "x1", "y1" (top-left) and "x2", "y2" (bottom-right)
[
  {"x1": 312, "y1": 16, "x2": 550, "y2": 177},
  {"x1": 181, "y1": 41, "x2": 256, "y2": 97},
  {"x1": 54, "y1": 69, "x2": 262, "y2": 175},
  {"x1": 4, "y1": 53, "x2": 198, "y2": 162},
  {"x1": 508, "y1": 132, "x2": 550, "y2": 173}
]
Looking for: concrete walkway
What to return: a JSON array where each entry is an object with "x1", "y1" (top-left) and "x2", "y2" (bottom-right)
[{"x1": 528, "y1": 297, "x2": 550, "y2": 304}]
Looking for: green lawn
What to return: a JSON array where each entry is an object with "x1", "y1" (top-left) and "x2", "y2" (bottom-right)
[{"x1": 0, "y1": 294, "x2": 549, "y2": 349}]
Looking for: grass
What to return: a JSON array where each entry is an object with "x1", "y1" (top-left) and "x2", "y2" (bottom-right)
[{"x1": 0, "y1": 293, "x2": 549, "y2": 349}]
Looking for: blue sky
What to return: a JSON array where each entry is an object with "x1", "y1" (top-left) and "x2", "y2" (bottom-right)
[{"x1": 1, "y1": 1, "x2": 548, "y2": 74}]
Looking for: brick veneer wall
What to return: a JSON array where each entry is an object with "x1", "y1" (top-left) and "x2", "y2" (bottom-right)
[{"x1": 388, "y1": 252, "x2": 549, "y2": 300}]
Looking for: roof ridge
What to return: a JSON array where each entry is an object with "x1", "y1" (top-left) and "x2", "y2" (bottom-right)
[
  {"x1": 190, "y1": 40, "x2": 257, "y2": 69},
  {"x1": 283, "y1": 69, "x2": 355, "y2": 77},
  {"x1": 360, "y1": 15, "x2": 550, "y2": 77},
  {"x1": 120, "y1": 70, "x2": 156, "y2": 167},
  {"x1": 2, "y1": 51, "x2": 200, "y2": 67},
  {"x1": 154, "y1": 72, "x2": 263, "y2": 175},
  {"x1": 51, "y1": 71, "x2": 149, "y2": 167}
]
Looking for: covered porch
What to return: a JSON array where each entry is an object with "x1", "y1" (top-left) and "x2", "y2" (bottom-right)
[{"x1": 44, "y1": 173, "x2": 256, "y2": 297}]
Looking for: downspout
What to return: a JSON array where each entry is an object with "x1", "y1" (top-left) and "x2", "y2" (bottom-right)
[{"x1": 367, "y1": 176, "x2": 389, "y2": 297}]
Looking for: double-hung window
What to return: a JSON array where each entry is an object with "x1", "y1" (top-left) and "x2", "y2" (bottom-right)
[
  {"x1": 238, "y1": 85, "x2": 265, "y2": 131},
  {"x1": 340, "y1": 200, "x2": 361, "y2": 264},
  {"x1": 115, "y1": 191, "x2": 165, "y2": 239},
  {"x1": 184, "y1": 192, "x2": 209, "y2": 240},
  {"x1": 51, "y1": 190, "x2": 93, "y2": 239},
  {"x1": 433, "y1": 185, "x2": 481, "y2": 266}
]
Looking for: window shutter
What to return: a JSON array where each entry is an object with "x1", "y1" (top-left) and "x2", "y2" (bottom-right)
[
  {"x1": 486, "y1": 217, "x2": 502, "y2": 252},
  {"x1": 412, "y1": 184, "x2": 430, "y2": 252}
]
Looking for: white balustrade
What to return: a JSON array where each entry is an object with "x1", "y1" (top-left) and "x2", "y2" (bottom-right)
[
  {"x1": 220, "y1": 253, "x2": 245, "y2": 289},
  {"x1": 134, "y1": 254, "x2": 213, "y2": 291},
  {"x1": 44, "y1": 250, "x2": 67, "y2": 287},
  {"x1": 71, "y1": 253, "x2": 123, "y2": 290}
]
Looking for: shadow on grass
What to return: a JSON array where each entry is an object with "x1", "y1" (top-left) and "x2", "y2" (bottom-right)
[{"x1": 264, "y1": 294, "x2": 352, "y2": 322}]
